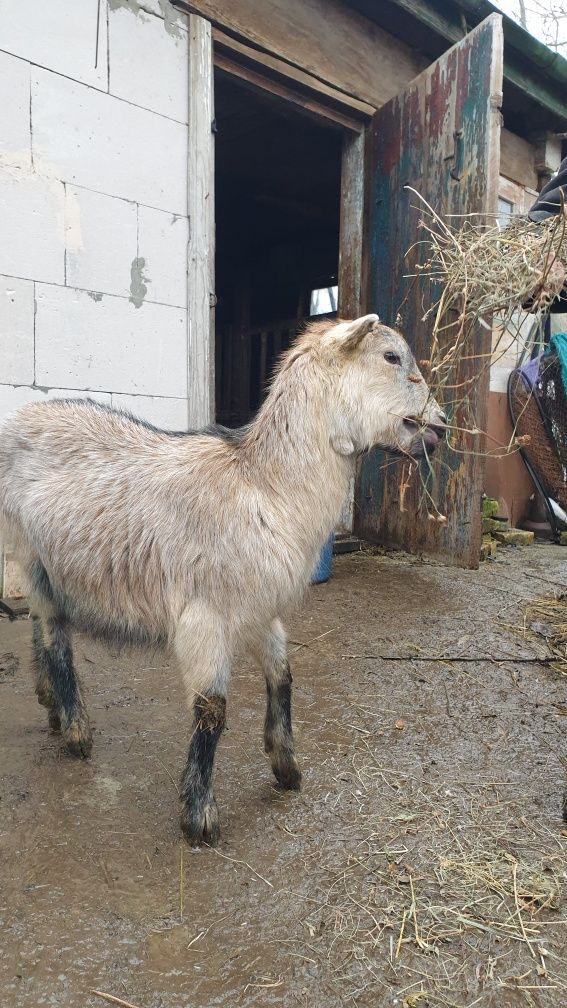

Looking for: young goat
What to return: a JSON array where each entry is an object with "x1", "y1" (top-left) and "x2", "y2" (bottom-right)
[{"x1": 0, "y1": 315, "x2": 445, "y2": 844}]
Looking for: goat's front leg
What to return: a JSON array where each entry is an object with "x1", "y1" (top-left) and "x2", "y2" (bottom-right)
[
  {"x1": 175, "y1": 603, "x2": 230, "y2": 846},
  {"x1": 252, "y1": 619, "x2": 302, "y2": 791}
]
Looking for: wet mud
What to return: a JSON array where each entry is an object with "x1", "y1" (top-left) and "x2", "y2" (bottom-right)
[{"x1": 0, "y1": 545, "x2": 566, "y2": 1007}]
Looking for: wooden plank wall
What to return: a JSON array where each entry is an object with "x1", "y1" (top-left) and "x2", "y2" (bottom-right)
[{"x1": 356, "y1": 15, "x2": 504, "y2": 568}]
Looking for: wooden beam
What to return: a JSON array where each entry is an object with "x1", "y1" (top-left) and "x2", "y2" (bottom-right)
[
  {"x1": 187, "y1": 14, "x2": 215, "y2": 428},
  {"x1": 338, "y1": 130, "x2": 364, "y2": 318},
  {"x1": 213, "y1": 28, "x2": 375, "y2": 120},
  {"x1": 214, "y1": 51, "x2": 365, "y2": 133}
]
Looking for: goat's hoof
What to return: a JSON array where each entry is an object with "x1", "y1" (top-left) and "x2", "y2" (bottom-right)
[
  {"x1": 272, "y1": 754, "x2": 302, "y2": 791},
  {"x1": 61, "y1": 714, "x2": 93, "y2": 759},
  {"x1": 181, "y1": 798, "x2": 220, "y2": 847},
  {"x1": 48, "y1": 709, "x2": 62, "y2": 733}
]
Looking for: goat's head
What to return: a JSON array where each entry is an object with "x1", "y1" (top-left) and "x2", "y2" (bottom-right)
[{"x1": 309, "y1": 314, "x2": 447, "y2": 458}]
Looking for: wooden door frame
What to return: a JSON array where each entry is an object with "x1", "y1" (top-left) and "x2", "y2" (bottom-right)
[{"x1": 188, "y1": 15, "x2": 370, "y2": 429}]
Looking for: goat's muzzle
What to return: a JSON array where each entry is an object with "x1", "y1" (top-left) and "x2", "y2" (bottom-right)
[{"x1": 403, "y1": 415, "x2": 448, "y2": 457}]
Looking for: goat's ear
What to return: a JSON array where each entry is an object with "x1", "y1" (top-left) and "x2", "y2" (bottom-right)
[{"x1": 341, "y1": 314, "x2": 379, "y2": 352}]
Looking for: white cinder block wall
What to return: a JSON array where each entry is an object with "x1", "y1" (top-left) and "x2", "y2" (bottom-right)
[
  {"x1": 0, "y1": 0, "x2": 193, "y2": 592},
  {"x1": 0, "y1": 0, "x2": 190, "y2": 425}
]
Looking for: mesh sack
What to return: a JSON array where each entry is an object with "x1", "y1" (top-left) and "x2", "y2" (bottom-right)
[{"x1": 508, "y1": 351, "x2": 567, "y2": 513}]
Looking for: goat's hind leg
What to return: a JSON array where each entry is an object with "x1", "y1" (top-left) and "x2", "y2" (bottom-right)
[
  {"x1": 32, "y1": 616, "x2": 61, "y2": 732},
  {"x1": 30, "y1": 572, "x2": 92, "y2": 757},
  {"x1": 254, "y1": 619, "x2": 302, "y2": 791},
  {"x1": 175, "y1": 603, "x2": 230, "y2": 846}
]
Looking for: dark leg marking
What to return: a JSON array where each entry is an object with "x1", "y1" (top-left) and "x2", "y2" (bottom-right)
[
  {"x1": 265, "y1": 662, "x2": 302, "y2": 791},
  {"x1": 33, "y1": 614, "x2": 92, "y2": 758},
  {"x1": 32, "y1": 617, "x2": 61, "y2": 732},
  {"x1": 180, "y1": 695, "x2": 226, "y2": 846}
]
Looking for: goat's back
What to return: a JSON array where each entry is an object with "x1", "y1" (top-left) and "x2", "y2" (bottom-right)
[{"x1": 0, "y1": 400, "x2": 248, "y2": 641}]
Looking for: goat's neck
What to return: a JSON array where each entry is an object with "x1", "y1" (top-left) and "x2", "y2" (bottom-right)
[{"x1": 241, "y1": 364, "x2": 354, "y2": 544}]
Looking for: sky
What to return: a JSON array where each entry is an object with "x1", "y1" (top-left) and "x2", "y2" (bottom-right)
[{"x1": 494, "y1": 1, "x2": 567, "y2": 56}]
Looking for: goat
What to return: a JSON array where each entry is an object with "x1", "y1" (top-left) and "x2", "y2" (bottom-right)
[{"x1": 0, "y1": 314, "x2": 445, "y2": 845}]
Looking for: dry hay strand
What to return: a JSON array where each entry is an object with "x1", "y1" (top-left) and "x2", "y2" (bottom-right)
[
  {"x1": 416, "y1": 197, "x2": 567, "y2": 324},
  {"x1": 410, "y1": 193, "x2": 567, "y2": 416},
  {"x1": 294, "y1": 756, "x2": 566, "y2": 1006},
  {"x1": 519, "y1": 592, "x2": 567, "y2": 676}
]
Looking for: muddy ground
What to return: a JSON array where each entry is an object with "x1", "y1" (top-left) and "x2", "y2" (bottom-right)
[{"x1": 1, "y1": 545, "x2": 566, "y2": 1008}]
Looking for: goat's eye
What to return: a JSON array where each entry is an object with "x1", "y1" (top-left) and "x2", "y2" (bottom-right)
[{"x1": 384, "y1": 351, "x2": 401, "y2": 365}]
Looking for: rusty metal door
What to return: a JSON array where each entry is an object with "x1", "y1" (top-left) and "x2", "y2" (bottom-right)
[{"x1": 354, "y1": 14, "x2": 504, "y2": 568}]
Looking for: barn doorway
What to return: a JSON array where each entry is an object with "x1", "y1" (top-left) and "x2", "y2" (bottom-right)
[{"x1": 214, "y1": 69, "x2": 345, "y2": 427}]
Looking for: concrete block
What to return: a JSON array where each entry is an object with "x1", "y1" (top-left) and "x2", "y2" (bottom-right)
[
  {"x1": 111, "y1": 393, "x2": 187, "y2": 429},
  {"x1": 0, "y1": 50, "x2": 31, "y2": 171},
  {"x1": 480, "y1": 536, "x2": 498, "y2": 560},
  {"x1": 482, "y1": 497, "x2": 499, "y2": 518},
  {"x1": 0, "y1": 0, "x2": 107, "y2": 89},
  {"x1": 32, "y1": 68, "x2": 188, "y2": 215},
  {"x1": 0, "y1": 383, "x2": 46, "y2": 417},
  {"x1": 138, "y1": 206, "x2": 188, "y2": 307},
  {"x1": 109, "y1": 5, "x2": 188, "y2": 122},
  {"x1": 493, "y1": 528, "x2": 535, "y2": 546},
  {"x1": 66, "y1": 187, "x2": 137, "y2": 298},
  {"x1": 482, "y1": 516, "x2": 510, "y2": 534},
  {"x1": 0, "y1": 168, "x2": 65, "y2": 284},
  {"x1": 137, "y1": 0, "x2": 188, "y2": 30},
  {"x1": 46, "y1": 388, "x2": 112, "y2": 405},
  {"x1": 0, "y1": 277, "x2": 34, "y2": 384},
  {"x1": 35, "y1": 284, "x2": 187, "y2": 397},
  {"x1": 2, "y1": 549, "x2": 27, "y2": 599}
]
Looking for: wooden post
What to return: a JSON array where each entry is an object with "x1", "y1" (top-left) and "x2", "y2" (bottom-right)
[
  {"x1": 338, "y1": 129, "x2": 364, "y2": 318},
  {"x1": 187, "y1": 14, "x2": 215, "y2": 428}
]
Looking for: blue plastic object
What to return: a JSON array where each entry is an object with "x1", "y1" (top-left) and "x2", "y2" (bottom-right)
[{"x1": 312, "y1": 534, "x2": 334, "y2": 584}]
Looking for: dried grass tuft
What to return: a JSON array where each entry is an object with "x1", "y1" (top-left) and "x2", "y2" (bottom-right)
[
  {"x1": 296, "y1": 765, "x2": 567, "y2": 1006},
  {"x1": 520, "y1": 592, "x2": 567, "y2": 676}
]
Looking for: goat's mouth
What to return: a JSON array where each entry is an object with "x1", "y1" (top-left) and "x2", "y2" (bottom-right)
[
  {"x1": 405, "y1": 418, "x2": 441, "y2": 455},
  {"x1": 384, "y1": 418, "x2": 446, "y2": 458}
]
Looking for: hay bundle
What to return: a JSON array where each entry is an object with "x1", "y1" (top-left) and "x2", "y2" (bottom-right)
[{"x1": 414, "y1": 191, "x2": 567, "y2": 324}]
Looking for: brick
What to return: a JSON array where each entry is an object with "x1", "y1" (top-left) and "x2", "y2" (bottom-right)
[
  {"x1": 32, "y1": 69, "x2": 188, "y2": 215},
  {"x1": 35, "y1": 284, "x2": 187, "y2": 397},
  {"x1": 0, "y1": 50, "x2": 31, "y2": 170},
  {"x1": 109, "y1": 5, "x2": 188, "y2": 122},
  {"x1": 111, "y1": 394, "x2": 187, "y2": 430},
  {"x1": 492, "y1": 528, "x2": 535, "y2": 546},
  {"x1": 138, "y1": 206, "x2": 188, "y2": 307},
  {"x1": 0, "y1": 0, "x2": 108, "y2": 89},
  {"x1": 0, "y1": 169, "x2": 65, "y2": 284},
  {"x1": 0, "y1": 277, "x2": 34, "y2": 384},
  {"x1": 66, "y1": 187, "x2": 137, "y2": 299}
]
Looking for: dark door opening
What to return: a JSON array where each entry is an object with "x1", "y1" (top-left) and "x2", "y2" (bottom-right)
[{"x1": 214, "y1": 69, "x2": 344, "y2": 427}]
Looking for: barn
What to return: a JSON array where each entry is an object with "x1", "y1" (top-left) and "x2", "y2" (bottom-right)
[{"x1": 0, "y1": 0, "x2": 566, "y2": 583}]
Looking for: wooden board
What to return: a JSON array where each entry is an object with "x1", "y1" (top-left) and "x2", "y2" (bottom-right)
[
  {"x1": 500, "y1": 128, "x2": 537, "y2": 189},
  {"x1": 173, "y1": 0, "x2": 427, "y2": 110},
  {"x1": 338, "y1": 131, "x2": 365, "y2": 318},
  {"x1": 355, "y1": 14, "x2": 504, "y2": 568},
  {"x1": 187, "y1": 14, "x2": 215, "y2": 427}
]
